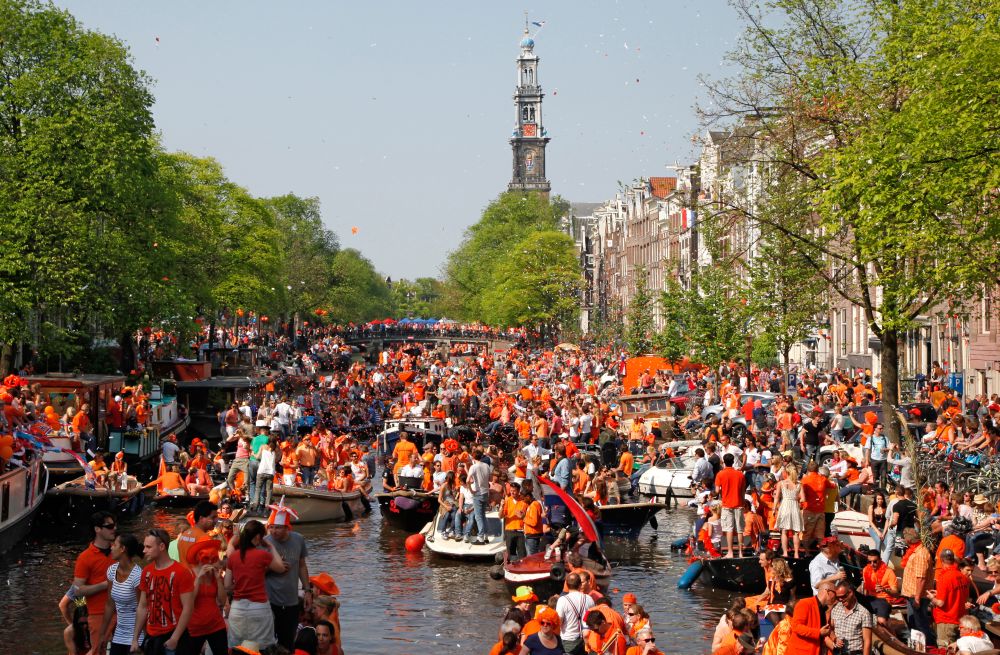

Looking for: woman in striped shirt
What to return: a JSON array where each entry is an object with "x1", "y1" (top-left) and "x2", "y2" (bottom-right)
[{"x1": 96, "y1": 533, "x2": 143, "y2": 655}]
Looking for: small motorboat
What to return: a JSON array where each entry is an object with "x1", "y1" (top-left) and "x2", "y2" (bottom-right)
[
  {"x1": 829, "y1": 510, "x2": 876, "y2": 552},
  {"x1": 271, "y1": 484, "x2": 367, "y2": 523},
  {"x1": 419, "y1": 509, "x2": 506, "y2": 560},
  {"x1": 500, "y1": 551, "x2": 612, "y2": 600},
  {"x1": 45, "y1": 474, "x2": 147, "y2": 517},
  {"x1": 375, "y1": 490, "x2": 440, "y2": 533},
  {"x1": 636, "y1": 458, "x2": 696, "y2": 500},
  {"x1": 596, "y1": 501, "x2": 666, "y2": 539}
]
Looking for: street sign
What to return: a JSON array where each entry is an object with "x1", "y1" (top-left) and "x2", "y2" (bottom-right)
[{"x1": 948, "y1": 372, "x2": 963, "y2": 395}]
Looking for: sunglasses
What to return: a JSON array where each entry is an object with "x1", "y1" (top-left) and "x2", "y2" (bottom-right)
[
  {"x1": 627, "y1": 612, "x2": 637, "y2": 616},
  {"x1": 101, "y1": 523, "x2": 117, "y2": 530},
  {"x1": 539, "y1": 621, "x2": 556, "y2": 628},
  {"x1": 640, "y1": 638, "x2": 655, "y2": 643}
]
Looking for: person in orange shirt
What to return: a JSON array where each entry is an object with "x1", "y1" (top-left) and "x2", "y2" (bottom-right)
[
  {"x1": 618, "y1": 445, "x2": 635, "y2": 476},
  {"x1": 522, "y1": 486, "x2": 545, "y2": 556},
  {"x1": 585, "y1": 608, "x2": 627, "y2": 655},
  {"x1": 499, "y1": 482, "x2": 527, "y2": 559},
  {"x1": 160, "y1": 465, "x2": 187, "y2": 494},
  {"x1": 72, "y1": 404, "x2": 95, "y2": 452},
  {"x1": 935, "y1": 519, "x2": 968, "y2": 573},
  {"x1": 391, "y1": 432, "x2": 418, "y2": 475},
  {"x1": 626, "y1": 628, "x2": 663, "y2": 655},
  {"x1": 572, "y1": 459, "x2": 590, "y2": 495}
]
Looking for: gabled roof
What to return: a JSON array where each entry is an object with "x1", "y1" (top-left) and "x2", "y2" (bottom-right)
[{"x1": 649, "y1": 177, "x2": 677, "y2": 199}]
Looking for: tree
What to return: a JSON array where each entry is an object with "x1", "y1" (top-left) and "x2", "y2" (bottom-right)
[
  {"x1": 326, "y1": 249, "x2": 392, "y2": 323},
  {"x1": 747, "y1": 221, "x2": 828, "y2": 370},
  {"x1": 625, "y1": 267, "x2": 655, "y2": 355},
  {"x1": 479, "y1": 230, "x2": 582, "y2": 338},
  {"x1": 701, "y1": 0, "x2": 1000, "y2": 442},
  {"x1": 653, "y1": 278, "x2": 689, "y2": 361},
  {"x1": 391, "y1": 277, "x2": 446, "y2": 318},
  {"x1": 445, "y1": 192, "x2": 568, "y2": 321},
  {"x1": 264, "y1": 194, "x2": 339, "y2": 320}
]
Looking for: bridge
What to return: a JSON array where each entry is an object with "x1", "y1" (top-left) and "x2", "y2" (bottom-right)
[{"x1": 337, "y1": 329, "x2": 517, "y2": 353}]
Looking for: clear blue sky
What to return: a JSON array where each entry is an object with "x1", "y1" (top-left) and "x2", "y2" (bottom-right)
[{"x1": 54, "y1": 1, "x2": 744, "y2": 279}]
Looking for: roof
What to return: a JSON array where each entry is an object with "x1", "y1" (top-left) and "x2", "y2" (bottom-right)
[{"x1": 649, "y1": 177, "x2": 678, "y2": 199}]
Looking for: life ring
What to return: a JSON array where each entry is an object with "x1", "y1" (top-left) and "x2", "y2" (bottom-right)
[{"x1": 550, "y1": 563, "x2": 566, "y2": 583}]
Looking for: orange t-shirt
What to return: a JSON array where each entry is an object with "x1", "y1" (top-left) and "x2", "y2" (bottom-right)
[
  {"x1": 524, "y1": 500, "x2": 544, "y2": 535},
  {"x1": 800, "y1": 472, "x2": 834, "y2": 513},
  {"x1": 392, "y1": 440, "x2": 418, "y2": 474},
  {"x1": 716, "y1": 467, "x2": 747, "y2": 509},
  {"x1": 74, "y1": 544, "x2": 115, "y2": 615},
  {"x1": 935, "y1": 534, "x2": 966, "y2": 573},
  {"x1": 500, "y1": 497, "x2": 527, "y2": 531},
  {"x1": 619, "y1": 452, "x2": 634, "y2": 473},
  {"x1": 72, "y1": 411, "x2": 91, "y2": 434}
]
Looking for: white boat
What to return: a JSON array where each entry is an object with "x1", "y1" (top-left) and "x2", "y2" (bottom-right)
[
  {"x1": 271, "y1": 483, "x2": 367, "y2": 523},
  {"x1": 830, "y1": 510, "x2": 876, "y2": 552},
  {"x1": 637, "y1": 458, "x2": 697, "y2": 500},
  {"x1": 0, "y1": 456, "x2": 48, "y2": 554},
  {"x1": 420, "y1": 509, "x2": 506, "y2": 560}
]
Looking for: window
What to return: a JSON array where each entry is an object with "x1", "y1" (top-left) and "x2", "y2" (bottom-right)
[
  {"x1": 521, "y1": 106, "x2": 529, "y2": 121},
  {"x1": 839, "y1": 309, "x2": 848, "y2": 356},
  {"x1": 983, "y1": 296, "x2": 992, "y2": 334}
]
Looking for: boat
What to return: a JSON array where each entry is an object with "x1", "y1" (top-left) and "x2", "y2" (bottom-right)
[
  {"x1": 501, "y1": 551, "x2": 612, "y2": 600},
  {"x1": 419, "y1": 509, "x2": 506, "y2": 559},
  {"x1": 636, "y1": 458, "x2": 696, "y2": 500},
  {"x1": 617, "y1": 392, "x2": 691, "y2": 443},
  {"x1": 829, "y1": 510, "x2": 876, "y2": 552},
  {"x1": 0, "y1": 455, "x2": 48, "y2": 555},
  {"x1": 175, "y1": 375, "x2": 266, "y2": 443},
  {"x1": 695, "y1": 543, "x2": 866, "y2": 593},
  {"x1": 271, "y1": 483, "x2": 367, "y2": 523},
  {"x1": 107, "y1": 383, "x2": 190, "y2": 477},
  {"x1": 45, "y1": 473, "x2": 147, "y2": 517},
  {"x1": 596, "y1": 501, "x2": 666, "y2": 539},
  {"x1": 376, "y1": 416, "x2": 448, "y2": 463},
  {"x1": 375, "y1": 489, "x2": 440, "y2": 532},
  {"x1": 25, "y1": 373, "x2": 127, "y2": 484}
]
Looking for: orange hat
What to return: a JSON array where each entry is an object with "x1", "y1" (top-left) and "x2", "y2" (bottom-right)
[
  {"x1": 536, "y1": 607, "x2": 560, "y2": 630},
  {"x1": 309, "y1": 571, "x2": 340, "y2": 595},
  {"x1": 622, "y1": 592, "x2": 637, "y2": 604},
  {"x1": 115, "y1": 451, "x2": 124, "y2": 460},
  {"x1": 186, "y1": 538, "x2": 221, "y2": 565}
]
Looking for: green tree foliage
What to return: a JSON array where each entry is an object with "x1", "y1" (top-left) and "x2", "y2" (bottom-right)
[
  {"x1": 625, "y1": 267, "x2": 655, "y2": 355},
  {"x1": 702, "y1": 0, "x2": 1000, "y2": 441},
  {"x1": 653, "y1": 279, "x2": 688, "y2": 362},
  {"x1": 659, "y1": 266, "x2": 750, "y2": 367},
  {"x1": 747, "y1": 222, "x2": 828, "y2": 368},
  {"x1": 479, "y1": 230, "x2": 582, "y2": 335},
  {"x1": 326, "y1": 249, "x2": 392, "y2": 324},
  {"x1": 445, "y1": 192, "x2": 569, "y2": 320},
  {"x1": 264, "y1": 194, "x2": 339, "y2": 318},
  {"x1": 390, "y1": 277, "x2": 447, "y2": 318},
  {"x1": 0, "y1": 0, "x2": 159, "y2": 367}
]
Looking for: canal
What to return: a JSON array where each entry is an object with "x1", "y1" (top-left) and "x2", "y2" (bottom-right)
[{"x1": 0, "y1": 501, "x2": 734, "y2": 654}]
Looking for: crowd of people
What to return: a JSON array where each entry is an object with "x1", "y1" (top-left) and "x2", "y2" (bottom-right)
[
  {"x1": 63, "y1": 504, "x2": 342, "y2": 655},
  {"x1": 28, "y1": 321, "x2": 1000, "y2": 654}
]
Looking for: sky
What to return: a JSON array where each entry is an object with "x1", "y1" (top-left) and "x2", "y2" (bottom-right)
[{"x1": 54, "y1": 1, "x2": 745, "y2": 279}]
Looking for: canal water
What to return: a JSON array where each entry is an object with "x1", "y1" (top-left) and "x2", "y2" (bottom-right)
[{"x1": 0, "y1": 501, "x2": 734, "y2": 654}]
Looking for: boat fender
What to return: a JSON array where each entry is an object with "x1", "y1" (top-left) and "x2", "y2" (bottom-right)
[
  {"x1": 489, "y1": 565, "x2": 504, "y2": 580},
  {"x1": 670, "y1": 536, "x2": 688, "y2": 551},
  {"x1": 677, "y1": 560, "x2": 704, "y2": 590},
  {"x1": 495, "y1": 552, "x2": 506, "y2": 565},
  {"x1": 550, "y1": 563, "x2": 566, "y2": 583}
]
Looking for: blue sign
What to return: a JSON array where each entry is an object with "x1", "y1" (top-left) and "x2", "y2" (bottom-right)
[{"x1": 948, "y1": 372, "x2": 963, "y2": 395}]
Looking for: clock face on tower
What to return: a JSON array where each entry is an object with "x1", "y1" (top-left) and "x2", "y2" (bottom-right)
[{"x1": 522, "y1": 123, "x2": 537, "y2": 137}]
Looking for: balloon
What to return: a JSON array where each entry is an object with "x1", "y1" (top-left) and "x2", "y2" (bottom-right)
[
  {"x1": 404, "y1": 533, "x2": 425, "y2": 553},
  {"x1": 0, "y1": 446, "x2": 12, "y2": 460},
  {"x1": 0, "y1": 435, "x2": 12, "y2": 446},
  {"x1": 351, "y1": 226, "x2": 359, "y2": 235}
]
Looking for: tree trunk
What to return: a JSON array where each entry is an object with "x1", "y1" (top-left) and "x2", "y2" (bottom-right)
[
  {"x1": 0, "y1": 344, "x2": 12, "y2": 376},
  {"x1": 782, "y1": 346, "x2": 791, "y2": 394},
  {"x1": 880, "y1": 328, "x2": 902, "y2": 445},
  {"x1": 119, "y1": 332, "x2": 137, "y2": 375}
]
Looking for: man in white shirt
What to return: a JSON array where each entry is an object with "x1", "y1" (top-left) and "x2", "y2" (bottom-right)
[
  {"x1": 274, "y1": 397, "x2": 292, "y2": 437},
  {"x1": 555, "y1": 572, "x2": 595, "y2": 655}
]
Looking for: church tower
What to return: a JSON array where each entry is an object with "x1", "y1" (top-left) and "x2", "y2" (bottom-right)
[{"x1": 508, "y1": 21, "x2": 551, "y2": 196}]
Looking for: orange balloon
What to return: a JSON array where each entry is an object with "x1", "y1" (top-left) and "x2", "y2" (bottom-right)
[
  {"x1": 0, "y1": 446, "x2": 13, "y2": 461},
  {"x1": 351, "y1": 226, "x2": 359, "y2": 235}
]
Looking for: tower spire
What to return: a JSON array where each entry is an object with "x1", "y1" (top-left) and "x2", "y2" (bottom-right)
[{"x1": 508, "y1": 19, "x2": 550, "y2": 197}]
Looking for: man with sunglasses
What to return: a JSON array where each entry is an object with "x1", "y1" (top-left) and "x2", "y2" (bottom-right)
[
  {"x1": 67, "y1": 511, "x2": 117, "y2": 655},
  {"x1": 786, "y1": 580, "x2": 838, "y2": 655},
  {"x1": 626, "y1": 628, "x2": 662, "y2": 655},
  {"x1": 827, "y1": 582, "x2": 873, "y2": 655}
]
